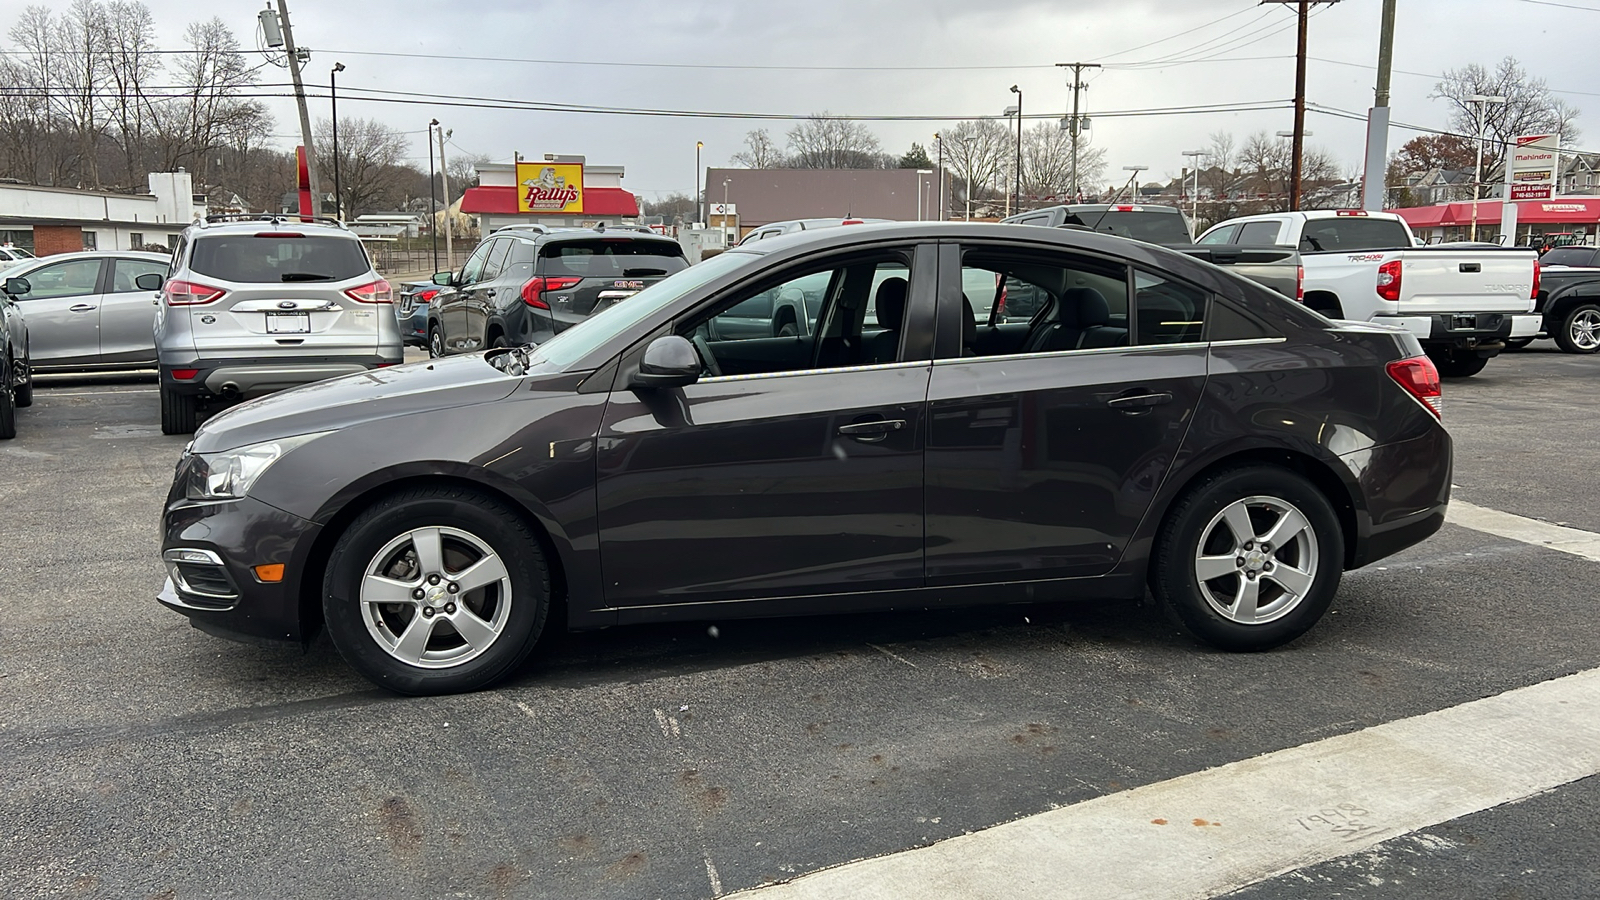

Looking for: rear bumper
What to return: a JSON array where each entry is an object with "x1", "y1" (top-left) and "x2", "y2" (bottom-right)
[
  {"x1": 1371, "y1": 313, "x2": 1540, "y2": 350},
  {"x1": 1348, "y1": 426, "x2": 1453, "y2": 569},
  {"x1": 160, "y1": 353, "x2": 401, "y2": 398}
]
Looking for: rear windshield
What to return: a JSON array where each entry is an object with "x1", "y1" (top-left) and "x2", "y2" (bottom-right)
[
  {"x1": 539, "y1": 240, "x2": 688, "y2": 279},
  {"x1": 1541, "y1": 247, "x2": 1597, "y2": 267},
  {"x1": 1064, "y1": 211, "x2": 1191, "y2": 245},
  {"x1": 189, "y1": 234, "x2": 371, "y2": 283},
  {"x1": 1298, "y1": 218, "x2": 1411, "y2": 253}
]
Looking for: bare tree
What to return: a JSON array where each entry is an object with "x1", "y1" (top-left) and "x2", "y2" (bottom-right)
[
  {"x1": 54, "y1": 0, "x2": 109, "y2": 187},
  {"x1": 1020, "y1": 121, "x2": 1106, "y2": 206},
  {"x1": 446, "y1": 151, "x2": 490, "y2": 197},
  {"x1": 785, "y1": 114, "x2": 884, "y2": 169},
  {"x1": 730, "y1": 128, "x2": 785, "y2": 168},
  {"x1": 151, "y1": 17, "x2": 261, "y2": 181},
  {"x1": 940, "y1": 119, "x2": 1010, "y2": 214},
  {"x1": 98, "y1": 0, "x2": 160, "y2": 187},
  {"x1": 642, "y1": 192, "x2": 695, "y2": 222},
  {"x1": 1434, "y1": 57, "x2": 1581, "y2": 176},
  {"x1": 314, "y1": 116, "x2": 410, "y2": 217}
]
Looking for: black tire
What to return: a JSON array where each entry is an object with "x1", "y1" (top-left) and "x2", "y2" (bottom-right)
[
  {"x1": 428, "y1": 324, "x2": 444, "y2": 358},
  {"x1": 13, "y1": 348, "x2": 32, "y2": 408},
  {"x1": 1503, "y1": 337, "x2": 1534, "y2": 351},
  {"x1": 1554, "y1": 303, "x2": 1600, "y2": 354},
  {"x1": 159, "y1": 382, "x2": 197, "y2": 435},
  {"x1": 489, "y1": 333, "x2": 509, "y2": 349},
  {"x1": 0, "y1": 377, "x2": 15, "y2": 440},
  {"x1": 322, "y1": 486, "x2": 551, "y2": 695},
  {"x1": 774, "y1": 315, "x2": 797, "y2": 338},
  {"x1": 1426, "y1": 347, "x2": 1489, "y2": 378},
  {"x1": 1151, "y1": 466, "x2": 1344, "y2": 652}
]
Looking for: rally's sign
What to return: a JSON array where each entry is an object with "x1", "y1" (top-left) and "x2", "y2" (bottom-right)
[
  {"x1": 1509, "y1": 134, "x2": 1560, "y2": 202},
  {"x1": 516, "y1": 162, "x2": 584, "y2": 214}
]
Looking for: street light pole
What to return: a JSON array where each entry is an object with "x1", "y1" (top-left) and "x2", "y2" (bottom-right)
[
  {"x1": 934, "y1": 132, "x2": 944, "y2": 221},
  {"x1": 1469, "y1": 93, "x2": 1507, "y2": 242},
  {"x1": 695, "y1": 141, "x2": 703, "y2": 226},
  {"x1": 962, "y1": 137, "x2": 976, "y2": 221},
  {"x1": 427, "y1": 118, "x2": 438, "y2": 273},
  {"x1": 722, "y1": 177, "x2": 731, "y2": 239},
  {"x1": 1009, "y1": 85, "x2": 1023, "y2": 212},
  {"x1": 1121, "y1": 165, "x2": 1148, "y2": 203},
  {"x1": 1182, "y1": 149, "x2": 1205, "y2": 229},
  {"x1": 330, "y1": 62, "x2": 344, "y2": 221}
]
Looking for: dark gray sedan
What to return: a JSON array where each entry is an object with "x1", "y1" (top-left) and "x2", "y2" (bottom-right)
[{"x1": 157, "y1": 223, "x2": 1452, "y2": 695}]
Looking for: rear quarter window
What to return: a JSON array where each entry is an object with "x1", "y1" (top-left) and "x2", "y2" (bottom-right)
[{"x1": 189, "y1": 234, "x2": 370, "y2": 283}]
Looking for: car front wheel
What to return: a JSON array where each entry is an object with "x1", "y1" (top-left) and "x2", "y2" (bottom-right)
[
  {"x1": 322, "y1": 486, "x2": 551, "y2": 695},
  {"x1": 428, "y1": 325, "x2": 445, "y2": 358},
  {"x1": 1151, "y1": 466, "x2": 1344, "y2": 652},
  {"x1": 1555, "y1": 303, "x2": 1600, "y2": 354}
]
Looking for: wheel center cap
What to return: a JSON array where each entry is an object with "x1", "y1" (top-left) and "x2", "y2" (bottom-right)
[
  {"x1": 424, "y1": 584, "x2": 451, "y2": 605},
  {"x1": 1244, "y1": 550, "x2": 1268, "y2": 572}
]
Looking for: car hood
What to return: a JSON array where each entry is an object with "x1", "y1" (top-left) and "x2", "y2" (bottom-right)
[{"x1": 189, "y1": 354, "x2": 535, "y2": 453}]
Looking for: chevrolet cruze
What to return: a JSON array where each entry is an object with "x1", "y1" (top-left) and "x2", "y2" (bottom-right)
[{"x1": 158, "y1": 223, "x2": 1452, "y2": 695}]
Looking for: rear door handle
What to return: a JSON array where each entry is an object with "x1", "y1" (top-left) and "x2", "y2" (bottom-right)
[
  {"x1": 1107, "y1": 392, "x2": 1174, "y2": 410},
  {"x1": 70, "y1": 303, "x2": 97, "y2": 312},
  {"x1": 837, "y1": 419, "x2": 906, "y2": 442}
]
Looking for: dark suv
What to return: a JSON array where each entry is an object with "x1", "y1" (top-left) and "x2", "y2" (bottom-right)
[{"x1": 428, "y1": 229, "x2": 688, "y2": 355}]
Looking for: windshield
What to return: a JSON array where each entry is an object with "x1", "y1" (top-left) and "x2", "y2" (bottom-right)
[
  {"x1": 540, "y1": 240, "x2": 688, "y2": 279},
  {"x1": 1066, "y1": 211, "x2": 1191, "y2": 245},
  {"x1": 189, "y1": 234, "x2": 371, "y2": 283},
  {"x1": 533, "y1": 251, "x2": 756, "y2": 367},
  {"x1": 1542, "y1": 248, "x2": 1596, "y2": 267}
]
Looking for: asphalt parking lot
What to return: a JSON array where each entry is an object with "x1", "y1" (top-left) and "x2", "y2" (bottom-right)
[{"x1": 3, "y1": 343, "x2": 1598, "y2": 899}]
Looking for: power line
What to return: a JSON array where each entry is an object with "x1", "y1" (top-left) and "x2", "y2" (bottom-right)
[
  {"x1": 1096, "y1": 3, "x2": 1263, "y2": 60},
  {"x1": 1517, "y1": 0, "x2": 1600, "y2": 10}
]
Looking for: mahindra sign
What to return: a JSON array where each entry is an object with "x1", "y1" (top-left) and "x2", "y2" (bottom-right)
[{"x1": 1509, "y1": 134, "x2": 1560, "y2": 201}]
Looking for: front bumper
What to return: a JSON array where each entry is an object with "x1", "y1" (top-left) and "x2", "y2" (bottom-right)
[{"x1": 157, "y1": 493, "x2": 323, "y2": 644}]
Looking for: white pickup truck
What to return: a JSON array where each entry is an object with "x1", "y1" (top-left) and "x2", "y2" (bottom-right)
[{"x1": 1197, "y1": 209, "x2": 1540, "y2": 377}]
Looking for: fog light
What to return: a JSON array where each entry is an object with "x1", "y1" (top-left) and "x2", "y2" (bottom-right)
[
  {"x1": 169, "y1": 548, "x2": 217, "y2": 564},
  {"x1": 253, "y1": 563, "x2": 285, "y2": 582}
]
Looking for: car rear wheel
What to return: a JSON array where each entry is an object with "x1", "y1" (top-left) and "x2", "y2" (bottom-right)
[
  {"x1": 322, "y1": 486, "x2": 550, "y2": 695},
  {"x1": 1151, "y1": 466, "x2": 1343, "y2": 652},
  {"x1": 159, "y1": 383, "x2": 197, "y2": 435},
  {"x1": 428, "y1": 325, "x2": 444, "y2": 358},
  {"x1": 1555, "y1": 304, "x2": 1600, "y2": 354},
  {"x1": 13, "y1": 348, "x2": 32, "y2": 408}
]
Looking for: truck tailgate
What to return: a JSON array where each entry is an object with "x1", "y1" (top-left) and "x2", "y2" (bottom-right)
[{"x1": 1396, "y1": 249, "x2": 1537, "y2": 314}]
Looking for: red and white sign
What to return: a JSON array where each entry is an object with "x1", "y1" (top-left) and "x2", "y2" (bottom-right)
[{"x1": 1509, "y1": 133, "x2": 1560, "y2": 201}]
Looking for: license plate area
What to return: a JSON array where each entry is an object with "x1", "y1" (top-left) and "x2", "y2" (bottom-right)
[
  {"x1": 1451, "y1": 314, "x2": 1479, "y2": 331},
  {"x1": 266, "y1": 312, "x2": 311, "y2": 334}
]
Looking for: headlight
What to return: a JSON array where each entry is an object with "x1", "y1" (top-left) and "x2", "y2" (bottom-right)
[{"x1": 185, "y1": 432, "x2": 328, "y2": 501}]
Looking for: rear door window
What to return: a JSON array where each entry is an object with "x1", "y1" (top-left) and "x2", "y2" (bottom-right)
[
  {"x1": 539, "y1": 240, "x2": 688, "y2": 279},
  {"x1": 482, "y1": 239, "x2": 511, "y2": 281},
  {"x1": 1198, "y1": 224, "x2": 1240, "y2": 245},
  {"x1": 1237, "y1": 222, "x2": 1283, "y2": 245},
  {"x1": 112, "y1": 258, "x2": 167, "y2": 293},
  {"x1": 189, "y1": 234, "x2": 370, "y2": 283}
]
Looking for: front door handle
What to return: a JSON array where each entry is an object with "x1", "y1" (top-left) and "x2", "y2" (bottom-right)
[
  {"x1": 70, "y1": 303, "x2": 97, "y2": 312},
  {"x1": 837, "y1": 418, "x2": 906, "y2": 443},
  {"x1": 1107, "y1": 392, "x2": 1174, "y2": 411}
]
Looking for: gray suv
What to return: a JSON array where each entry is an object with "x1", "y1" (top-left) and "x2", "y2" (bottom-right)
[{"x1": 154, "y1": 216, "x2": 402, "y2": 434}]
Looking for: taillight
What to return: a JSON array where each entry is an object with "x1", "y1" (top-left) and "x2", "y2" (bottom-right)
[
  {"x1": 995, "y1": 283, "x2": 1007, "y2": 319},
  {"x1": 1296, "y1": 265, "x2": 1305, "y2": 302},
  {"x1": 1376, "y1": 259, "x2": 1402, "y2": 301},
  {"x1": 1532, "y1": 260, "x2": 1541, "y2": 299},
  {"x1": 1387, "y1": 356, "x2": 1442, "y2": 418},
  {"x1": 163, "y1": 279, "x2": 226, "y2": 306},
  {"x1": 344, "y1": 279, "x2": 392, "y2": 304},
  {"x1": 521, "y1": 276, "x2": 581, "y2": 309},
  {"x1": 169, "y1": 368, "x2": 199, "y2": 381},
  {"x1": 419, "y1": 289, "x2": 439, "y2": 303}
]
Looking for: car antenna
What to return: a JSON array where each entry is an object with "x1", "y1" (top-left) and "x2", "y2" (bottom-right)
[{"x1": 1087, "y1": 171, "x2": 1142, "y2": 235}]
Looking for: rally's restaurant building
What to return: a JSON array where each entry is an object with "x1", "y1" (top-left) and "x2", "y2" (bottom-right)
[{"x1": 1392, "y1": 197, "x2": 1600, "y2": 247}]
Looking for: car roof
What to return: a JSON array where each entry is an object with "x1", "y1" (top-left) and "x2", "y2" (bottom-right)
[
  {"x1": 729, "y1": 221, "x2": 1210, "y2": 265},
  {"x1": 534, "y1": 229, "x2": 680, "y2": 247},
  {"x1": 187, "y1": 219, "x2": 357, "y2": 237},
  {"x1": 6, "y1": 250, "x2": 167, "y2": 263}
]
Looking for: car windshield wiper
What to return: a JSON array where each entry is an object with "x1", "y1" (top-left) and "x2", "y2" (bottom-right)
[{"x1": 281, "y1": 273, "x2": 333, "y2": 282}]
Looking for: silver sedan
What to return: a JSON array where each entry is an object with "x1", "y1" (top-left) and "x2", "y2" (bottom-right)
[{"x1": 0, "y1": 250, "x2": 170, "y2": 371}]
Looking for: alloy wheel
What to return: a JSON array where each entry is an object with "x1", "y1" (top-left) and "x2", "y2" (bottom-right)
[
  {"x1": 1570, "y1": 310, "x2": 1600, "y2": 351},
  {"x1": 359, "y1": 526, "x2": 513, "y2": 668},
  {"x1": 1193, "y1": 495, "x2": 1320, "y2": 625}
]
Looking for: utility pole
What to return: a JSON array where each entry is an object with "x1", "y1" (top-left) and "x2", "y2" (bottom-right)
[
  {"x1": 427, "y1": 119, "x2": 438, "y2": 273},
  {"x1": 1261, "y1": 1, "x2": 1338, "y2": 211},
  {"x1": 1361, "y1": 0, "x2": 1397, "y2": 210},
  {"x1": 934, "y1": 132, "x2": 944, "y2": 221},
  {"x1": 275, "y1": 0, "x2": 319, "y2": 217},
  {"x1": 1055, "y1": 62, "x2": 1101, "y2": 202}
]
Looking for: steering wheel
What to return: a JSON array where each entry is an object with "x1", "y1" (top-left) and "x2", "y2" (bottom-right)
[{"x1": 692, "y1": 333, "x2": 723, "y2": 378}]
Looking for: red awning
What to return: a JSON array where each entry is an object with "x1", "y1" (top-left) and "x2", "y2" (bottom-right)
[
  {"x1": 1393, "y1": 198, "x2": 1600, "y2": 228},
  {"x1": 458, "y1": 185, "x2": 639, "y2": 217}
]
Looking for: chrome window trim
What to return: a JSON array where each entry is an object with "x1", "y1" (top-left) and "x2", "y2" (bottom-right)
[
  {"x1": 698, "y1": 359, "x2": 931, "y2": 384},
  {"x1": 930, "y1": 336, "x2": 1286, "y2": 366}
]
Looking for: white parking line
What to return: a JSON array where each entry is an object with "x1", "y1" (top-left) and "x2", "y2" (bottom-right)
[
  {"x1": 728, "y1": 668, "x2": 1600, "y2": 900},
  {"x1": 1445, "y1": 499, "x2": 1600, "y2": 562}
]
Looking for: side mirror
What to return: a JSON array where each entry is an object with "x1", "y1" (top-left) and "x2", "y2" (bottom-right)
[
  {"x1": 431, "y1": 271, "x2": 455, "y2": 287},
  {"x1": 630, "y1": 335, "x2": 701, "y2": 390},
  {"x1": 135, "y1": 272, "x2": 164, "y2": 291},
  {"x1": 2, "y1": 276, "x2": 29, "y2": 297}
]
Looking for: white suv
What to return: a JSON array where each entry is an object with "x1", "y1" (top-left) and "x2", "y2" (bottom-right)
[{"x1": 153, "y1": 216, "x2": 402, "y2": 434}]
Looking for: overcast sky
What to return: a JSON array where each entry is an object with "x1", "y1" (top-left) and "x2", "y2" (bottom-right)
[{"x1": 5, "y1": 0, "x2": 1594, "y2": 198}]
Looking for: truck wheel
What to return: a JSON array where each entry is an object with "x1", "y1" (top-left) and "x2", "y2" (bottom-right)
[
  {"x1": 1426, "y1": 347, "x2": 1489, "y2": 378},
  {"x1": 1554, "y1": 304, "x2": 1600, "y2": 354},
  {"x1": 160, "y1": 383, "x2": 198, "y2": 435}
]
